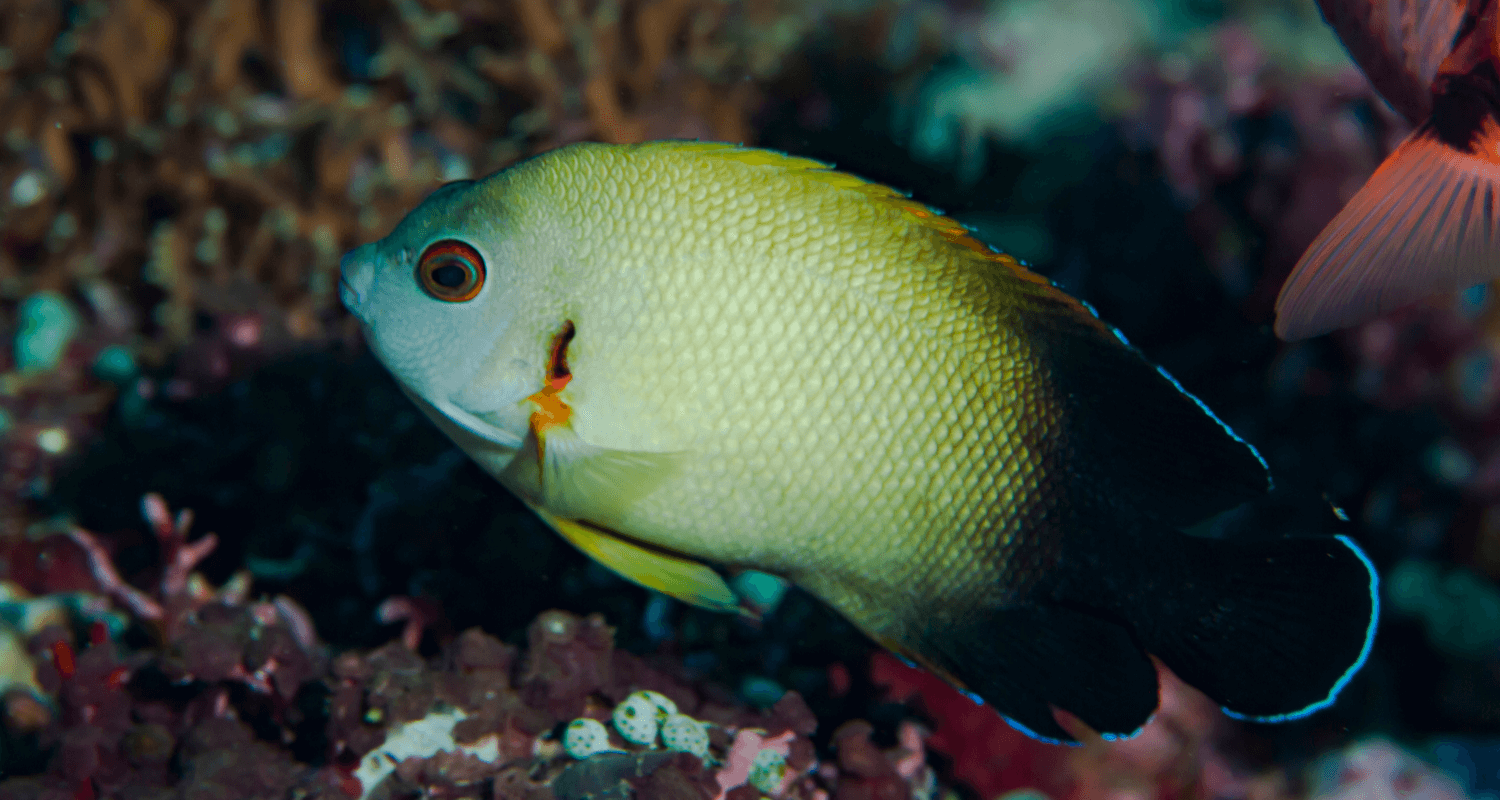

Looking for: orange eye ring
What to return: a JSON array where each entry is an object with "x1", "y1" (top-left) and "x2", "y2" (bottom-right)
[{"x1": 416, "y1": 239, "x2": 485, "y2": 302}]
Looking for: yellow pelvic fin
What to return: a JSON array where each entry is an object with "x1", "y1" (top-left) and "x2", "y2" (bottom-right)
[{"x1": 526, "y1": 503, "x2": 742, "y2": 614}]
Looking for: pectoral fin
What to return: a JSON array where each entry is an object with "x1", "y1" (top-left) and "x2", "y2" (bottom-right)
[
  {"x1": 502, "y1": 422, "x2": 688, "y2": 521},
  {"x1": 526, "y1": 503, "x2": 743, "y2": 614},
  {"x1": 507, "y1": 371, "x2": 733, "y2": 612},
  {"x1": 503, "y1": 374, "x2": 687, "y2": 521}
]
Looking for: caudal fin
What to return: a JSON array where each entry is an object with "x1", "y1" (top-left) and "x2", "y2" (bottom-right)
[
  {"x1": 1275, "y1": 113, "x2": 1500, "y2": 340},
  {"x1": 1127, "y1": 532, "x2": 1380, "y2": 722},
  {"x1": 908, "y1": 530, "x2": 1378, "y2": 744}
]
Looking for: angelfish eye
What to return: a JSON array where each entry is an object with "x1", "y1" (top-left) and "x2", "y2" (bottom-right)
[{"x1": 416, "y1": 239, "x2": 485, "y2": 302}]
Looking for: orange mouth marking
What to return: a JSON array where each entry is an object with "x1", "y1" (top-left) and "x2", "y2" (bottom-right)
[{"x1": 529, "y1": 376, "x2": 572, "y2": 430}]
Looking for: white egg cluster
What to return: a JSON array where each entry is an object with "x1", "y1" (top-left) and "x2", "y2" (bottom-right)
[
  {"x1": 564, "y1": 690, "x2": 716, "y2": 760},
  {"x1": 660, "y1": 713, "x2": 711, "y2": 758},
  {"x1": 748, "y1": 748, "x2": 788, "y2": 795},
  {"x1": 562, "y1": 717, "x2": 613, "y2": 759},
  {"x1": 612, "y1": 689, "x2": 678, "y2": 745},
  {"x1": 635, "y1": 690, "x2": 680, "y2": 721}
]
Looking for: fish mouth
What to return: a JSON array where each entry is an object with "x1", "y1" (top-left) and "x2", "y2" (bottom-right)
[
  {"x1": 338, "y1": 275, "x2": 359, "y2": 305},
  {"x1": 338, "y1": 276, "x2": 369, "y2": 323},
  {"x1": 338, "y1": 247, "x2": 376, "y2": 320}
]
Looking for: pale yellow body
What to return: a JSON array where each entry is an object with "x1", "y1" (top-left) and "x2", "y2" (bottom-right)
[
  {"x1": 408, "y1": 143, "x2": 1091, "y2": 649},
  {"x1": 343, "y1": 141, "x2": 1371, "y2": 740}
]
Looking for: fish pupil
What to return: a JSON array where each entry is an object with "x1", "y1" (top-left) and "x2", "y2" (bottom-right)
[{"x1": 431, "y1": 262, "x2": 469, "y2": 288}]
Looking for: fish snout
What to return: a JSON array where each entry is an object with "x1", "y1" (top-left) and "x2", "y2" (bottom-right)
[{"x1": 339, "y1": 246, "x2": 376, "y2": 321}]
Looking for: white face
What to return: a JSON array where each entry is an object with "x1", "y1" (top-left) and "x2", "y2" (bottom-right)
[{"x1": 339, "y1": 180, "x2": 522, "y2": 433}]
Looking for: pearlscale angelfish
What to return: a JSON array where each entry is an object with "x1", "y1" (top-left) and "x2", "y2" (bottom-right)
[{"x1": 340, "y1": 141, "x2": 1379, "y2": 743}]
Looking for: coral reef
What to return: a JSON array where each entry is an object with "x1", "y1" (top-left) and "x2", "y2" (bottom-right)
[
  {"x1": 1103, "y1": 5, "x2": 1400, "y2": 311},
  {"x1": 1307, "y1": 739, "x2": 1470, "y2": 800},
  {"x1": 4, "y1": 0, "x2": 1500, "y2": 797},
  {"x1": 0, "y1": 0, "x2": 839, "y2": 537},
  {"x1": 0, "y1": 495, "x2": 938, "y2": 800}
]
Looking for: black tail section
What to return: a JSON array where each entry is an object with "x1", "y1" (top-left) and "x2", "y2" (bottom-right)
[
  {"x1": 920, "y1": 605, "x2": 1160, "y2": 743},
  {"x1": 1119, "y1": 532, "x2": 1379, "y2": 721},
  {"x1": 913, "y1": 529, "x2": 1378, "y2": 744}
]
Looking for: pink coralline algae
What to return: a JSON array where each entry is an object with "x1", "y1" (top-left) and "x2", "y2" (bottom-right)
[
  {"x1": 1308, "y1": 739, "x2": 1470, "y2": 800},
  {"x1": 872, "y1": 652, "x2": 1307, "y2": 800}
]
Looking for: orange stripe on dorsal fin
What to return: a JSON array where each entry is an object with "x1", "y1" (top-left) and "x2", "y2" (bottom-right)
[
  {"x1": 1275, "y1": 113, "x2": 1500, "y2": 340},
  {"x1": 646, "y1": 141, "x2": 999, "y2": 255},
  {"x1": 634, "y1": 140, "x2": 1110, "y2": 330}
]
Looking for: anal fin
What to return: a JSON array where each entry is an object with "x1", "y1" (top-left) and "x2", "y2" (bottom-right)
[
  {"x1": 527, "y1": 503, "x2": 743, "y2": 614},
  {"x1": 916, "y1": 605, "x2": 1159, "y2": 744}
]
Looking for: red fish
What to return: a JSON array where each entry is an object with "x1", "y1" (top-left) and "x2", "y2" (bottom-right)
[{"x1": 1275, "y1": 0, "x2": 1500, "y2": 340}]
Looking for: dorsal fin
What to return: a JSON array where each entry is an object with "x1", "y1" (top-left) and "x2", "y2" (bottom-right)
[
  {"x1": 1028, "y1": 291, "x2": 1272, "y2": 526},
  {"x1": 634, "y1": 141, "x2": 1082, "y2": 293}
]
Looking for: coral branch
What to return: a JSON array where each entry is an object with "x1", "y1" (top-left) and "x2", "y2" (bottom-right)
[
  {"x1": 65, "y1": 526, "x2": 164, "y2": 622},
  {"x1": 161, "y1": 533, "x2": 218, "y2": 600}
]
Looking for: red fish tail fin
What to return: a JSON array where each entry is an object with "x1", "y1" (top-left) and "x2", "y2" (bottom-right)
[{"x1": 1274, "y1": 114, "x2": 1500, "y2": 340}]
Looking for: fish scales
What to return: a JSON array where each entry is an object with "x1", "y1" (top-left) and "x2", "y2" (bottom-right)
[
  {"x1": 342, "y1": 140, "x2": 1379, "y2": 743},
  {"x1": 528, "y1": 146, "x2": 1051, "y2": 614}
]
